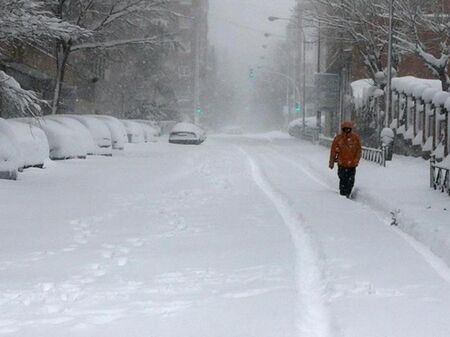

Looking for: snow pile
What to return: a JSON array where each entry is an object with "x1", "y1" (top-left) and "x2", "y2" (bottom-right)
[
  {"x1": 392, "y1": 76, "x2": 441, "y2": 96},
  {"x1": 7, "y1": 120, "x2": 49, "y2": 169},
  {"x1": 380, "y1": 127, "x2": 394, "y2": 145}
]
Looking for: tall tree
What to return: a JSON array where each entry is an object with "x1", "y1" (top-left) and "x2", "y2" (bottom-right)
[
  {"x1": 0, "y1": 0, "x2": 86, "y2": 116},
  {"x1": 395, "y1": 0, "x2": 450, "y2": 91},
  {"x1": 49, "y1": 0, "x2": 173, "y2": 114}
]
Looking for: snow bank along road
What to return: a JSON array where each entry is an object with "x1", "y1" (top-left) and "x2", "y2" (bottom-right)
[{"x1": 1, "y1": 134, "x2": 450, "y2": 337}]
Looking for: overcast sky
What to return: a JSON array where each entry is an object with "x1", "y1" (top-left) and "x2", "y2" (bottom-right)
[{"x1": 209, "y1": 0, "x2": 294, "y2": 76}]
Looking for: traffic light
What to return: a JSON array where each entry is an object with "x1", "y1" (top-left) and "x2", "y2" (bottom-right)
[
  {"x1": 295, "y1": 103, "x2": 301, "y2": 114},
  {"x1": 196, "y1": 107, "x2": 204, "y2": 116},
  {"x1": 249, "y1": 68, "x2": 255, "y2": 80}
]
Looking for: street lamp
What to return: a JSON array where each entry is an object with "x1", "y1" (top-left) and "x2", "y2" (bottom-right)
[{"x1": 268, "y1": 15, "x2": 305, "y2": 126}]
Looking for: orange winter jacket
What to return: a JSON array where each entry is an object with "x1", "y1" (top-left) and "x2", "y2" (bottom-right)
[{"x1": 329, "y1": 130, "x2": 362, "y2": 168}]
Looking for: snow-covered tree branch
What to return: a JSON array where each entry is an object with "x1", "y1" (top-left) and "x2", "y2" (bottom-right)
[
  {"x1": 394, "y1": 0, "x2": 450, "y2": 91},
  {"x1": 0, "y1": 0, "x2": 88, "y2": 117},
  {"x1": 49, "y1": 0, "x2": 173, "y2": 114}
]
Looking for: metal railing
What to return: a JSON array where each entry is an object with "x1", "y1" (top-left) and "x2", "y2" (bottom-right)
[
  {"x1": 430, "y1": 157, "x2": 450, "y2": 195},
  {"x1": 319, "y1": 135, "x2": 333, "y2": 148},
  {"x1": 300, "y1": 127, "x2": 320, "y2": 143},
  {"x1": 319, "y1": 135, "x2": 386, "y2": 167},
  {"x1": 362, "y1": 146, "x2": 386, "y2": 167}
]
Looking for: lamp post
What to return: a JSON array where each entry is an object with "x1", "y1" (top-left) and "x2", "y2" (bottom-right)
[{"x1": 269, "y1": 15, "x2": 314, "y2": 127}]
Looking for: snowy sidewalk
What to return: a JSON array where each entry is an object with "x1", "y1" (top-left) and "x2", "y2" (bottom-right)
[
  {"x1": 261, "y1": 135, "x2": 450, "y2": 268},
  {"x1": 233, "y1": 135, "x2": 450, "y2": 337}
]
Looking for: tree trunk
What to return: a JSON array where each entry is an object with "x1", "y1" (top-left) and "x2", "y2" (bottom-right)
[{"x1": 51, "y1": 41, "x2": 71, "y2": 115}]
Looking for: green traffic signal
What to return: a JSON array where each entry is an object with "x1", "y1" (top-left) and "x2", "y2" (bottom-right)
[
  {"x1": 249, "y1": 68, "x2": 255, "y2": 79},
  {"x1": 295, "y1": 103, "x2": 301, "y2": 113}
]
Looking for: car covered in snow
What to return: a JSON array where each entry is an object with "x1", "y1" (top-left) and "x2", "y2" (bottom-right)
[
  {"x1": 0, "y1": 118, "x2": 20, "y2": 180},
  {"x1": 17, "y1": 118, "x2": 87, "y2": 160},
  {"x1": 121, "y1": 120, "x2": 145, "y2": 144},
  {"x1": 44, "y1": 115, "x2": 96, "y2": 156},
  {"x1": 93, "y1": 115, "x2": 127, "y2": 150},
  {"x1": 169, "y1": 122, "x2": 206, "y2": 145},
  {"x1": 7, "y1": 119, "x2": 49, "y2": 170},
  {"x1": 65, "y1": 115, "x2": 112, "y2": 156}
]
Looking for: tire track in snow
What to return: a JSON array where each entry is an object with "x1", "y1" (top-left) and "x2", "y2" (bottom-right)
[
  {"x1": 238, "y1": 146, "x2": 332, "y2": 337},
  {"x1": 265, "y1": 143, "x2": 450, "y2": 285}
]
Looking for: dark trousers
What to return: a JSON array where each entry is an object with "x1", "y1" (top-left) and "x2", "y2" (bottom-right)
[{"x1": 337, "y1": 166, "x2": 356, "y2": 196}]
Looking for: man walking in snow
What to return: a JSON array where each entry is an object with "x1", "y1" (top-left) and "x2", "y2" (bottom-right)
[{"x1": 329, "y1": 121, "x2": 362, "y2": 197}]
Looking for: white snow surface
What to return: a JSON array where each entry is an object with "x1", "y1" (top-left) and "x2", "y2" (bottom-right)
[{"x1": 1, "y1": 134, "x2": 450, "y2": 337}]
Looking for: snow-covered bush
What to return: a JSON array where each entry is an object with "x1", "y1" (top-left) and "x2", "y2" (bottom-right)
[{"x1": 7, "y1": 120, "x2": 49, "y2": 169}]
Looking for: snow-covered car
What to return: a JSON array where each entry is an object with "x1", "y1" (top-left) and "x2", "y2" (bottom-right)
[
  {"x1": 0, "y1": 118, "x2": 20, "y2": 180},
  {"x1": 45, "y1": 115, "x2": 96, "y2": 156},
  {"x1": 121, "y1": 120, "x2": 145, "y2": 144},
  {"x1": 18, "y1": 118, "x2": 86, "y2": 160},
  {"x1": 93, "y1": 115, "x2": 127, "y2": 150},
  {"x1": 169, "y1": 123, "x2": 207, "y2": 145},
  {"x1": 7, "y1": 119, "x2": 49, "y2": 169},
  {"x1": 66, "y1": 115, "x2": 112, "y2": 156}
]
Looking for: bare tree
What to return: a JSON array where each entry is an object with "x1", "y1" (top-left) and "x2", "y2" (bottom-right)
[
  {"x1": 49, "y1": 0, "x2": 174, "y2": 114},
  {"x1": 308, "y1": 0, "x2": 401, "y2": 88},
  {"x1": 395, "y1": 0, "x2": 450, "y2": 91},
  {"x1": 0, "y1": 0, "x2": 87, "y2": 116}
]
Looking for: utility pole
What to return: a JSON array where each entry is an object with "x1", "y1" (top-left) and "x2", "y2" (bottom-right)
[{"x1": 385, "y1": 0, "x2": 394, "y2": 128}]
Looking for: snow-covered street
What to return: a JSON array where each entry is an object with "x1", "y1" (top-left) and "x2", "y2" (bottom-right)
[{"x1": 1, "y1": 134, "x2": 450, "y2": 337}]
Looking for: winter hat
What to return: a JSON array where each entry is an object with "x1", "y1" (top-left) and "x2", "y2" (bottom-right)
[{"x1": 341, "y1": 121, "x2": 354, "y2": 130}]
